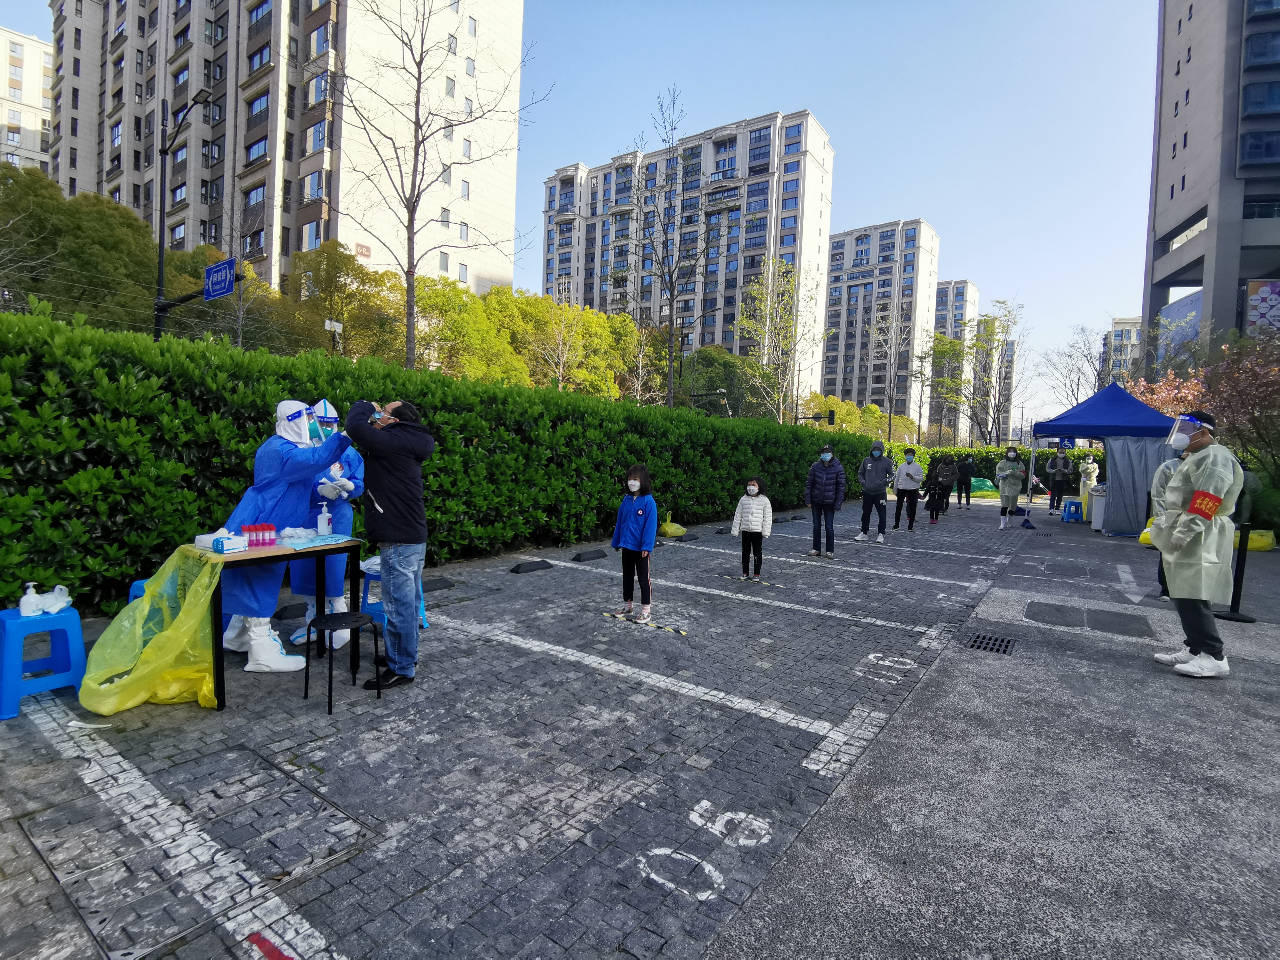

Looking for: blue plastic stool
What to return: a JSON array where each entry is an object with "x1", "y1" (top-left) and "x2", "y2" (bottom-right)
[
  {"x1": 360, "y1": 571, "x2": 429, "y2": 631},
  {"x1": 128, "y1": 579, "x2": 147, "y2": 603},
  {"x1": 1061, "y1": 499, "x2": 1084, "y2": 523},
  {"x1": 0, "y1": 607, "x2": 87, "y2": 720}
]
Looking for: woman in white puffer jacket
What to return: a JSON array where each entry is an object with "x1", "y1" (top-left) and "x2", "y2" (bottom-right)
[{"x1": 731, "y1": 478, "x2": 773, "y2": 582}]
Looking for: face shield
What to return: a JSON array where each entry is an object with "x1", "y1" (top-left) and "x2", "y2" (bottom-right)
[
  {"x1": 275, "y1": 401, "x2": 314, "y2": 447},
  {"x1": 1166, "y1": 414, "x2": 1210, "y2": 449},
  {"x1": 313, "y1": 398, "x2": 342, "y2": 441}
]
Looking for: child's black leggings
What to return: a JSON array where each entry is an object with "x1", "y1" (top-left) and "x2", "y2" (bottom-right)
[
  {"x1": 621, "y1": 548, "x2": 652, "y2": 605},
  {"x1": 741, "y1": 532, "x2": 763, "y2": 575}
]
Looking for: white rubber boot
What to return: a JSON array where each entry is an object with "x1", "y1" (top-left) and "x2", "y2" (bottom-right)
[
  {"x1": 289, "y1": 599, "x2": 317, "y2": 645},
  {"x1": 1000, "y1": 515, "x2": 1008, "y2": 530},
  {"x1": 329, "y1": 597, "x2": 351, "y2": 650},
  {"x1": 223, "y1": 615, "x2": 251, "y2": 653},
  {"x1": 244, "y1": 618, "x2": 306, "y2": 673}
]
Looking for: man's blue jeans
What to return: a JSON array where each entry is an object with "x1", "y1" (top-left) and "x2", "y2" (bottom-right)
[{"x1": 381, "y1": 542, "x2": 426, "y2": 677}]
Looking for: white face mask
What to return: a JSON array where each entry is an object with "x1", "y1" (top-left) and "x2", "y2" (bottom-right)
[
  {"x1": 1170, "y1": 433, "x2": 1190, "y2": 452},
  {"x1": 627, "y1": 479, "x2": 640, "y2": 492},
  {"x1": 746, "y1": 485, "x2": 758, "y2": 495},
  {"x1": 1007, "y1": 452, "x2": 1018, "y2": 460}
]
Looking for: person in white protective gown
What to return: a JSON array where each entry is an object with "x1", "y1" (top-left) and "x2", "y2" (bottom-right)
[
  {"x1": 1149, "y1": 411, "x2": 1244, "y2": 679},
  {"x1": 1150, "y1": 438, "x2": 1189, "y2": 600}
]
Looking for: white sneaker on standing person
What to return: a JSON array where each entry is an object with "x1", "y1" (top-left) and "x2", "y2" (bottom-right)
[
  {"x1": 731, "y1": 478, "x2": 773, "y2": 582},
  {"x1": 1149, "y1": 411, "x2": 1243, "y2": 678},
  {"x1": 995, "y1": 447, "x2": 1026, "y2": 530}
]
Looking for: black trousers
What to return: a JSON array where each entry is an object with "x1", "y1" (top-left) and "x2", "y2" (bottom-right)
[
  {"x1": 621, "y1": 548, "x2": 652, "y2": 605},
  {"x1": 1171, "y1": 597, "x2": 1224, "y2": 659},
  {"x1": 1157, "y1": 558, "x2": 1168, "y2": 596},
  {"x1": 1049, "y1": 477, "x2": 1067, "y2": 510},
  {"x1": 955, "y1": 479, "x2": 972, "y2": 505},
  {"x1": 811, "y1": 504, "x2": 836, "y2": 552},
  {"x1": 741, "y1": 531, "x2": 763, "y2": 575},
  {"x1": 893, "y1": 489, "x2": 919, "y2": 528},
  {"x1": 939, "y1": 483, "x2": 954, "y2": 512},
  {"x1": 861, "y1": 493, "x2": 887, "y2": 535}
]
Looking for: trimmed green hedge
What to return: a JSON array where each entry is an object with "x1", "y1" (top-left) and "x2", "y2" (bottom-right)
[{"x1": 0, "y1": 310, "x2": 875, "y2": 613}]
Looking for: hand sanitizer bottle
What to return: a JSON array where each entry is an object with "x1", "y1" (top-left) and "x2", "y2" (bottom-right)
[
  {"x1": 20, "y1": 583, "x2": 42, "y2": 617},
  {"x1": 317, "y1": 502, "x2": 333, "y2": 535}
]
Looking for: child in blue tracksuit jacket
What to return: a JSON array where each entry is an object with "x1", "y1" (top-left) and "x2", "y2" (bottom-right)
[{"x1": 611, "y1": 464, "x2": 658, "y2": 623}]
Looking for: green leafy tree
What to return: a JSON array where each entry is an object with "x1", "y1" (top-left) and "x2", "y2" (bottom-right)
[
  {"x1": 415, "y1": 277, "x2": 529, "y2": 384},
  {"x1": 284, "y1": 241, "x2": 405, "y2": 360},
  {"x1": 740, "y1": 257, "x2": 825, "y2": 423}
]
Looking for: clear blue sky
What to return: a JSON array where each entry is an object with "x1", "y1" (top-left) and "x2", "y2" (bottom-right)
[
  {"x1": 515, "y1": 0, "x2": 1158, "y2": 421},
  {"x1": 9, "y1": 0, "x2": 1157, "y2": 419}
]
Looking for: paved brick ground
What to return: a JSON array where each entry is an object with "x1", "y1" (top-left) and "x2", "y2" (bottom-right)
[{"x1": 0, "y1": 502, "x2": 1064, "y2": 959}]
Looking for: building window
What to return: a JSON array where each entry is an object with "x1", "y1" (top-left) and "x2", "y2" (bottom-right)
[
  {"x1": 464, "y1": 97, "x2": 473, "y2": 116},
  {"x1": 780, "y1": 233, "x2": 795, "y2": 247},
  {"x1": 310, "y1": 24, "x2": 329, "y2": 57},
  {"x1": 110, "y1": 121, "x2": 122, "y2": 147},
  {"x1": 171, "y1": 182, "x2": 186, "y2": 204},
  {"x1": 304, "y1": 170, "x2": 323, "y2": 199},
  {"x1": 246, "y1": 136, "x2": 268, "y2": 163},
  {"x1": 459, "y1": 221, "x2": 469, "y2": 241},
  {"x1": 1246, "y1": 31, "x2": 1280, "y2": 68},
  {"x1": 249, "y1": 0, "x2": 270, "y2": 23},
  {"x1": 783, "y1": 141, "x2": 801, "y2": 155},
  {"x1": 1241, "y1": 130, "x2": 1280, "y2": 164},
  {"x1": 1244, "y1": 80, "x2": 1280, "y2": 116},
  {"x1": 243, "y1": 229, "x2": 264, "y2": 254},
  {"x1": 171, "y1": 223, "x2": 185, "y2": 244},
  {"x1": 248, "y1": 91, "x2": 269, "y2": 117},
  {"x1": 784, "y1": 123, "x2": 802, "y2": 138},
  {"x1": 462, "y1": 138, "x2": 471, "y2": 159},
  {"x1": 783, "y1": 178, "x2": 799, "y2": 192},
  {"x1": 439, "y1": 251, "x2": 449, "y2": 272},
  {"x1": 307, "y1": 120, "x2": 325, "y2": 153},
  {"x1": 448, "y1": 34, "x2": 457, "y2": 54},
  {"x1": 468, "y1": 16, "x2": 477, "y2": 36},
  {"x1": 445, "y1": 76, "x2": 455, "y2": 97},
  {"x1": 246, "y1": 183, "x2": 265, "y2": 206},
  {"x1": 305, "y1": 220, "x2": 322, "y2": 250},
  {"x1": 781, "y1": 197, "x2": 798, "y2": 210},
  {"x1": 461, "y1": 179, "x2": 469, "y2": 199},
  {"x1": 458, "y1": 262, "x2": 468, "y2": 282},
  {"x1": 248, "y1": 43, "x2": 270, "y2": 71},
  {"x1": 465, "y1": 57, "x2": 474, "y2": 77}
]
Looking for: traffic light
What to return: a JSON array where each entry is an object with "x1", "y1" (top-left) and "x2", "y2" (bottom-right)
[{"x1": 827, "y1": 409, "x2": 835, "y2": 426}]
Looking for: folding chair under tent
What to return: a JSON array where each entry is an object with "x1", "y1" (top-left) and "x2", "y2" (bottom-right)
[{"x1": 1030, "y1": 382, "x2": 1176, "y2": 536}]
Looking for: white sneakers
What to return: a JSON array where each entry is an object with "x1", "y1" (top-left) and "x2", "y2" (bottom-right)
[
  {"x1": 999, "y1": 516, "x2": 1008, "y2": 530},
  {"x1": 634, "y1": 606, "x2": 653, "y2": 623},
  {"x1": 223, "y1": 615, "x2": 251, "y2": 653},
  {"x1": 807, "y1": 549, "x2": 820, "y2": 556},
  {"x1": 1153, "y1": 648, "x2": 1195, "y2": 665},
  {"x1": 853, "y1": 533, "x2": 868, "y2": 543},
  {"x1": 875, "y1": 534, "x2": 885, "y2": 545},
  {"x1": 244, "y1": 618, "x2": 306, "y2": 673},
  {"x1": 1173, "y1": 653, "x2": 1231, "y2": 678}
]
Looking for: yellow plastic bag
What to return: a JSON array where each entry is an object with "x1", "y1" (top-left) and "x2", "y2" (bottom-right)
[
  {"x1": 79, "y1": 547, "x2": 222, "y2": 715},
  {"x1": 1234, "y1": 529, "x2": 1277, "y2": 551},
  {"x1": 658, "y1": 512, "x2": 686, "y2": 538},
  {"x1": 1139, "y1": 527, "x2": 1153, "y2": 545}
]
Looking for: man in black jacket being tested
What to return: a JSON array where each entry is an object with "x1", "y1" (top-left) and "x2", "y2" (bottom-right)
[{"x1": 345, "y1": 399, "x2": 436, "y2": 689}]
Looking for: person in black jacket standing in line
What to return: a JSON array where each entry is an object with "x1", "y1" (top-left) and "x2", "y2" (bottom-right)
[
  {"x1": 805, "y1": 444, "x2": 846, "y2": 557},
  {"x1": 956, "y1": 454, "x2": 976, "y2": 509},
  {"x1": 345, "y1": 399, "x2": 436, "y2": 689}
]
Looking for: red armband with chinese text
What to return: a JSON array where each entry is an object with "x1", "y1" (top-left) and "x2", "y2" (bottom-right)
[{"x1": 1187, "y1": 491, "x2": 1224, "y2": 519}]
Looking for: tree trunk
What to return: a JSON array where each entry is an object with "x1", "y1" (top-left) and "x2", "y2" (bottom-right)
[
  {"x1": 405, "y1": 264, "x2": 416, "y2": 370},
  {"x1": 666, "y1": 297, "x2": 675, "y2": 408}
]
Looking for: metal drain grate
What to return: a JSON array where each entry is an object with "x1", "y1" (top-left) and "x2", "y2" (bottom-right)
[
  {"x1": 1034, "y1": 532, "x2": 1053, "y2": 537},
  {"x1": 966, "y1": 633, "x2": 1018, "y2": 655}
]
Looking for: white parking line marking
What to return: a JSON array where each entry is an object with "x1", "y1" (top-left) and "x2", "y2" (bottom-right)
[
  {"x1": 519, "y1": 555, "x2": 933, "y2": 633},
  {"x1": 27, "y1": 695, "x2": 350, "y2": 960},
  {"x1": 432, "y1": 612, "x2": 894, "y2": 778},
  {"x1": 1116, "y1": 564, "x2": 1144, "y2": 603},
  {"x1": 660, "y1": 541, "x2": 985, "y2": 591}
]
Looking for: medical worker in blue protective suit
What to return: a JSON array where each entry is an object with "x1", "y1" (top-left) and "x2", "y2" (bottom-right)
[
  {"x1": 288, "y1": 399, "x2": 365, "y2": 649},
  {"x1": 221, "y1": 400, "x2": 352, "y2": 672}
]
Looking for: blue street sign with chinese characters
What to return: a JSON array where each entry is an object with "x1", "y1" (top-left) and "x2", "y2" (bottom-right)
[{"x1": 204, "y1": 258, "x2": 236, "y2": 302}]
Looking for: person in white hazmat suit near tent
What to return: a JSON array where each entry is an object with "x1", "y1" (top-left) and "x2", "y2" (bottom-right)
[{"x1": 1150, "y1": 411, "x2": 1244, "y2": 679}]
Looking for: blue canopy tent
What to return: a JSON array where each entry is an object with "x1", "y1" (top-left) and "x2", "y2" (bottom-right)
[{"x1": 1031, "y1": 382, "x2": 1176, "y2": 536}]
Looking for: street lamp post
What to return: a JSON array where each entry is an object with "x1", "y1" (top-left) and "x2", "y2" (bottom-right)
[{"x1": 153, "y1": 89, "x2": 211, "y2": 341}]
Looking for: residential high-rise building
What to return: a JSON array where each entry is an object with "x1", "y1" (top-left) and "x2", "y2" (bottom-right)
[
  {"x1": 47, "y1": 0, "x2": 521, "y2": 293},
  {"x1": 824, "y1": 219, "x2": 940, "y2": 426},
  {"x1": 1, "y1": 27, "x2": 53, "y2": 173},
  {"x1": 543, "y1": 110, "x2": 834, "y2": 394},
  {"x1": 1141, "y1": 0, "x2": 1280, "y2": 365},
  {"x1": 1101, "y1": 316, "x2": 1143, "y2": 385},
  {"x1": 929, "y1": 279, "x2": 980, "y2": 444}
]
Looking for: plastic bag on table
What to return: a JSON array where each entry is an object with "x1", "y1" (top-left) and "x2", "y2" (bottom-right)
[
  {"x1": 657, "y1": 512, "x2": 686, "y2": 538},
  {"x1": 79, "y1": 547, "x2": 221, "y2": 715}
]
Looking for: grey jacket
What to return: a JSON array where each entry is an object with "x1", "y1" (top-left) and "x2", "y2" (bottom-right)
[{"x1": 858, "y1": 450, "x2": 895, "y2": 496}]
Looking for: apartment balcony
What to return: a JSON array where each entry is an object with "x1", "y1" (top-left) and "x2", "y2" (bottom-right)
[
  {"x1": 247, "y1": 11, "x2": 272, "y2": 40},
  {"x1": 172, "y1": 158, "x2": 187, "y2": 176},
  {"x1": 242, "y1": 243, "x2": 265, "y2": 261},
  {"x1": 168, "y1": 39, "x2": 192, "y2": 66},
  {"x1": 169, "y1": 198, "x2": 189, "y2": 215},
  {"x1": 109, "y1": 29, "x2": 129, "y2": 54},
  {"x1": 245, "y1": 108, "x2": 268, "y2": 133},
  {"x1": 54, "y1": 9, "x2": 65, "y2": 32},
  {"x1": 243, "y1": 151, "x2": 270, "y2": 173},
  {"x1": 705, "y1": 170, "x2": 738, "y2": 185},
  {"x1": 173, "y1": 1, "x2": 191, "y2": 25},
  {"x1": 554, "y1": 204, "x2": 578, "y2": 223},
  {"x1": 170, "y1": 238, "x2": 187, "y2": 251},
  {"x1": 51, "y1": 72, "x2": 63, "y2": 93},
  {"x1": 305, "y1": 0, "x2": 337, "y2": 33},
  {"x1": 107, "y1": 97, "x2": 125, "y2": 119},
  {"x1": 104, "y1": 161, "x2": 123, "y2": 183}
]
